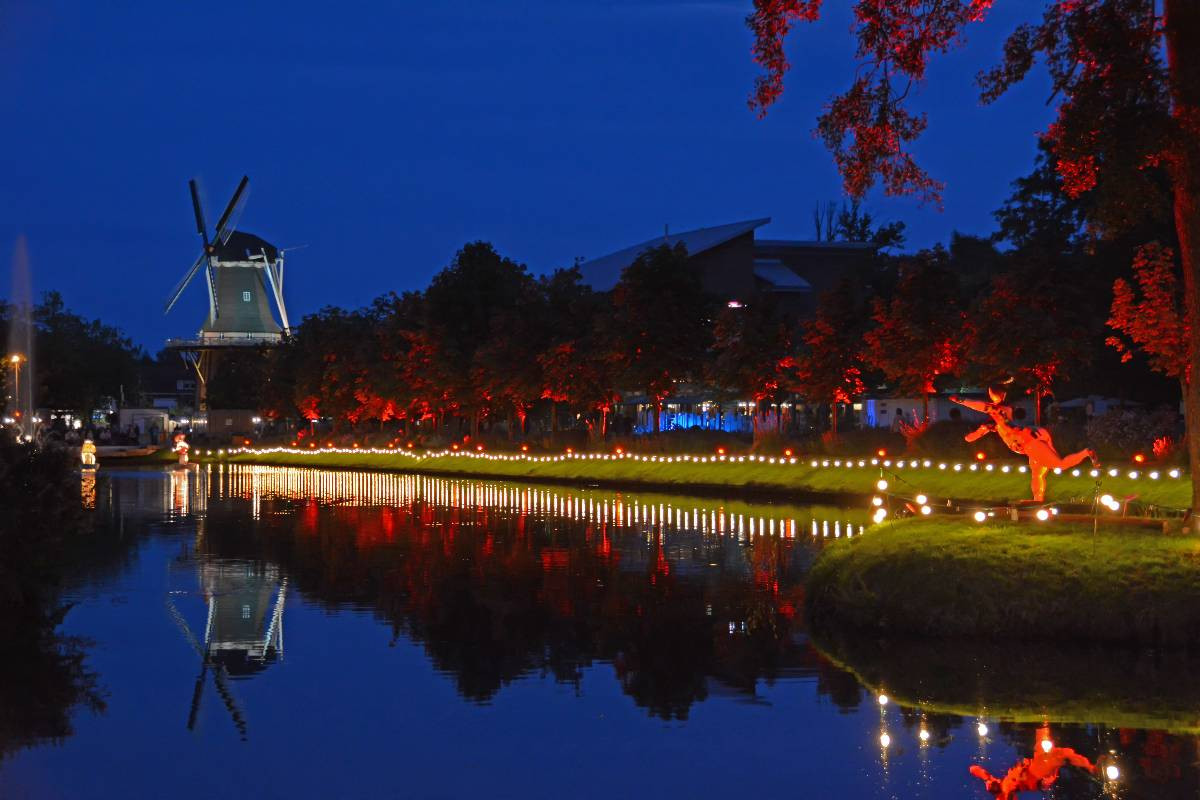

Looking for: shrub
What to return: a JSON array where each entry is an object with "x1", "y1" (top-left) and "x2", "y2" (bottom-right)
[{"x1": 1085, "y1": 406, "x2": 1182, "y2": 461}]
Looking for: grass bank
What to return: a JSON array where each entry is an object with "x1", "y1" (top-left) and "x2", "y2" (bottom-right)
[
  {"x1": 200, "y1": 447, "x2": 1190, "y2": 510},
  {"x1": 806, "y1": 516, "x2": 1200, "y2": 647}
]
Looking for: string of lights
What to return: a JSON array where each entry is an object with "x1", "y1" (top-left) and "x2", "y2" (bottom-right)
[{"x1": 194, "y1": 445, "x2": 1184, "y2": 484}]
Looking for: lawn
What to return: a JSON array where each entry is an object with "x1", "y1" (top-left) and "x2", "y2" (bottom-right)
[
  {"x1": 203, "y1": 446, "x2": 1191, "y2": 510},
  {"x1": 806, "y1": 516, "x2": 1200, "y2": 647}
]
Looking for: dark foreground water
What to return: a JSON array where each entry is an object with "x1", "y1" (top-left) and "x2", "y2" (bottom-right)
[{"x1": 1, "y1": 466, "x2": 1197, "y2": 799}]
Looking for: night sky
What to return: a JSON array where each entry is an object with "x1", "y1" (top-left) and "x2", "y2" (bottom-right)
[{"x1": 0, "y1": 1, "x2": 1053, "y2": 350}]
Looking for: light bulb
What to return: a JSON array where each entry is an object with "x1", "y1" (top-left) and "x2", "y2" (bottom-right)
[
  {"x1": 1036, "y1": 509, "x2": 1049, "y2": 521},
  {"x1": 973, "y1": 511, "x2": 987, "y2": 523},
  {"x1": 877, "y1": 694, "x2": 888, "y2": 706},
  {"x1": 1105, "y1": 764, "x2": 1119, "y2": 781},
  {"x1": 977, "y1": 722, "x2": 988, "y2": 737},
  {"x1": 919, "y1": 728, "x2": 930, "y2": 742},
  {"x1": 876, "y1": 479, "x2": 888, "y2": 491},
  {"x1": 1041, "y1": 739, "x2": 1053, "y2": 753},
  {"x1": 879, "y1": 733, "x2": 890, "y2": 748},
  {"x1": 915, "y1": 494, "x2": 927, "y2": 505}
]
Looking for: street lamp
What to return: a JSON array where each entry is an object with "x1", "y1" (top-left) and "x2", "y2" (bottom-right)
[{"x1": 7, "y1": 354, "x2": 25, "y2": 424}]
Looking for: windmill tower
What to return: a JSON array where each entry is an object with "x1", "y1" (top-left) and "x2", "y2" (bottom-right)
[{"x1": 164, "y1": 176, "x2": 293, "y2": 416}]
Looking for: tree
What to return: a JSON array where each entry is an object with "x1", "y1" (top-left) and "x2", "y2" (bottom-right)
[
  {"x1": 605, "y1": 244, "x2": 713, "y2": 434},
  {"x1": 965, "y1": 262, "x2": 1091, "y2": 424},
  {"x1": 747, "y1": 0, "x2": 1200, "y2": 518},
  {"x1": 1107, "y1": 242, "x2": 1189, "y2": 394},
  {"x1": 423, "y1": 242, "x2": 535, "y2": 437},
  {"x1": 707, "y1": 299, "x2": 796, "y2": 439},
  {"x1": 1, "y1": 292, "x2": 141, "y2": 420},
  {"x1": 794, "y1": 279, "x2": 867, "y2": 437},
  {"x1": 862, "y1": 251, "x2": 965, "y2": 420}
]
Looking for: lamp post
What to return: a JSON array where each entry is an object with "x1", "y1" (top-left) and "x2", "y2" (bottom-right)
[{"x1": 7, "y1": 354, "x2": 24, "y2": 432}]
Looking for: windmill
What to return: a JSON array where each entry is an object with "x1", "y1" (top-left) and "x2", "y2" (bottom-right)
[{"x1": 164, "y1": 176, "x2": 293, "y2": 415}]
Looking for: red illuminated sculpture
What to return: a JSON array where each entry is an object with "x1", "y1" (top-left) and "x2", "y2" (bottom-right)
[
  {"x1": 969, "y1": 729, "x2": 1097, "y2": 799},
  {"x1": 950, "y1": 388, "x2": 1098, "y2": 502}
]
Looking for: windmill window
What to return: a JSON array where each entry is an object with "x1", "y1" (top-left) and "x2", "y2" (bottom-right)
[{"x1": 242, "y1": 291, "x2": 252, "y2": 302}]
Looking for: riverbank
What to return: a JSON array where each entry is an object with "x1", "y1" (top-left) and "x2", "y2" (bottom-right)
[
  {"x1": 200, "y1": 446, "x2": 1190, "y2": 509},
  {"x1": 806, "y1": 516, "x2": 1200, "y2": 647}
]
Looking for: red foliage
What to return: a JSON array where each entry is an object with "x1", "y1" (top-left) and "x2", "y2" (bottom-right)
[{"x1": 1107, "y1": 242, "x2": 1189, "y2": 383}]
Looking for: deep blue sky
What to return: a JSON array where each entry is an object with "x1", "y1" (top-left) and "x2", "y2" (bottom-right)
[{"x1": 0, "y1": 1, "x2": 1053, "y2": 350}]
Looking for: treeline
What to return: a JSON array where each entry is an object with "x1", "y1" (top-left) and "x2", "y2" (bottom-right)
[{"x1": 221, "y1": 148, "x2": 1178, "y2": 442}]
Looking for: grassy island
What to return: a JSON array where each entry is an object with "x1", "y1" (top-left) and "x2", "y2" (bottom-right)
[
  {"x1": 806, "y1": 516, "x2": 1200, "y2": 648},
  {"x1": 200, "y1": 446, "x2": 1191, "y2": 511}
]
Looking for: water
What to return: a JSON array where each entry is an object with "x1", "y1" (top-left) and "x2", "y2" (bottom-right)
[{"x1": 1, "y1": 465, "x2": 1197, "y2": 799}]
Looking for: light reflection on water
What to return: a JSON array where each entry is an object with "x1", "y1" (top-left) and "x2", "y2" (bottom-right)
[{"x1": 1, "y1": 465, "x2": 1196, "y2": 799}]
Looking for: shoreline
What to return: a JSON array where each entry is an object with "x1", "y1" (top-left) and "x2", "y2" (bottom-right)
[{"x1": 192, "y1": 446, "x2": 1190, "y2": 511}]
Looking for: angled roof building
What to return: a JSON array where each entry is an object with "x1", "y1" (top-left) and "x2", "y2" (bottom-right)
[{"x1": 577, "y1": 217, "x2": 877, "y2": 316}]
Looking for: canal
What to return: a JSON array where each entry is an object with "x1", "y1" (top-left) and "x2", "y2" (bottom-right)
[{"x1": 1, "y1": 465, "x2": 1196, "y2": 798}]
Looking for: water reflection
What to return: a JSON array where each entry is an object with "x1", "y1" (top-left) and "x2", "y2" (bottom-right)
[{"x1": 4, "y1": 465, "x2": 1199, "y2": 798}]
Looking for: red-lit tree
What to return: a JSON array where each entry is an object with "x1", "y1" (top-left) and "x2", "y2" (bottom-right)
[
  {"x1": 1108, "y1": 242, "x2": 1189, "y2": 394},
  {"x1": 861, "y1": 252, "x2": 965, "y2": 421},
  {"x1": 748, "y1": 0, "x2": 1200, "y2": 515},
  {"x1": 793, "y1": 279, "x2": 867, "y2": 438},
  {"x1": 707, "y1": 298, "x2": 797, "y2": 439},
  {"x1": 605, "y1": 244, "x2": 713, "y2": 434},
  {"x1": 966, "y1": 263, "x2": 1091, "y2": 424}
]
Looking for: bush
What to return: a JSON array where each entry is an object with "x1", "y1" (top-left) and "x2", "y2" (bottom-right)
[{"x1": 1085, "y1": 406, "x2": 1182, "y2": 461}]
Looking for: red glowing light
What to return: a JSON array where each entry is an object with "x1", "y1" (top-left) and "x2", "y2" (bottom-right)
[
  {"x1": 388, "y1": 443, "x2": 395, "y2": 449},
  {"x1": 451, "y1": 443, "x2": 459, "y2": 451},
  {"x1": 784, "y1": 448, "x2": 793, "y2": 457},
  {"x1": 566, "y1": 447, "x2": 573, "y2": 454},
  {"x1": 615, "y1": 447, "x2": 624, "y2": 455},
  {"x1": 717, "y1": 447, "x2": 726, "y2": 455},
  {"x1": 521, "y1": 444, "x2": 529, "y2": 452},
  {"x1": 877, "y1": 448, "x2": 887, "y2": 457},
  {"x1": 476, "y1": 444, "x2": 484, "y2": 451},
  {"x1": 407, "y1": 442, "x2": 414, "y2": 448},
  {"x1": 975, "y1": 451, "x2": 986, "y2": 460},
  {"x1": 327, "y1": 442, "x2": 334, "y2": 448},
  {"x1": 353, "y1": 443, "x2": 360, "y2": 448},
  {"x1": 1133, "y1": 453, "x2": 1146, "y2": 464},
  {"x1": 291, "y1": 441, "x2": 298, "y2": 447}
]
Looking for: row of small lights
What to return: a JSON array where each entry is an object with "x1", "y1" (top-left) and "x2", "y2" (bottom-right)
[
  {"x1": 874, "y1": 694, "x2": 1121, "y2": 781},
  {"x1": 867, "y1": 473, "x2": 1130, "y2": 525},
  {"x1": 195, "y1": 445, "x2": 1183, "y2": 483}
]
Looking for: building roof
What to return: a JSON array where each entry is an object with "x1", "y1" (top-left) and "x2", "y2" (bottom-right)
[
  {"x1": 753, "y1": 260, "x2": 812, "y2": 293},
  {"x1": 578, "y1": 218, "x2": 771, "y2": 291},
  {"x1": 756, "y1": 239, "x2": 878, "y2": 251}
]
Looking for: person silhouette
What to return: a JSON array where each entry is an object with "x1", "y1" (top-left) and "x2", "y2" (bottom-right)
[{"x1": 951, "y1": 386, "x2": 1098, "y2": 502}]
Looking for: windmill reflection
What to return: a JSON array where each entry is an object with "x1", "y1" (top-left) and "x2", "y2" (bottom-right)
[{"x1": 166, "y1": 556, "x2": 287, "y2": 739}]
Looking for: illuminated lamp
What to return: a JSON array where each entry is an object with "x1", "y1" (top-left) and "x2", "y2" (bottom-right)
[
  {"x1": 875, "y1": 479, "x2": 888, "y2": 491},
  {"x1": 877, "y1": 448, "x2": 887, "y2": 457},
  {"x1": 877, "y1": 694, "x2": 888, "y2": 706},
  {"x1": 476, "y1": 444, "x2": 484, "y2": 451},
  {"x1": 783, "y1": 448, "x2": 793, "y2": 457},
  {"x1": 920, "y1": 505, "x2": 931, "y2": 515},
  {"x1": 879, "y1": 733, "x2": 890, "y2": 748},
  {"x1": 1035, "y1": 508, "x2": 1049, "y2": 521},
  {"x1": 326, "y1": 442, "x2": 333, "y2": 448},
  {"x1": 872, "y1": 508, "x2": 887, "y2": 524},
  {"x1": 977, "y1": 722, "x2": 988, "y2": 737},
  {"x1": 451, "y1": 444, "x2": 459, "y2": 451},
  {"x1": 388, "y1": 443, "x2": 395, "y2": 449},
  {"x1": 521, "y1": 444, "x2": 529, "y2": 452},
  {"x1": 1041, "y1": 739, "x2": 1053, "y2": 753},
  {"x1": 353, "y1": 443, "x2": 360, "y2": 448},
  {"x1": 614, "y1": 446, "x2": 623, "y2": 455},
  {"x1": 1105, "y1": 765, "x2": 1120, "y2": 781},
  {"x1": 919, "y1": 729, "x2": 930, "y2": 742},
  {"x1": 973, "y1": 511, "x2": 987, "y2": 523},
  {"x1": 975, "y1": 451, "x2": 986, "y2": 461},
  {"x1": 291, "y1": 441, "x2": 297, "y2": 447},
  {"x1": 566, "y1": 447, "x2": 573, "y2": 454},
  {"x1": 1100, "y1": 493, "x2": 1114, "y2": 507},
  {"x1": 915, "y1": 494, "x2": 927, "y2": 505},
  {"x1": 407, "y1": 442, "x2": 415, "y2": 448},
  {"x1": 871, "y1": 496, "x2": 883, "y2": 507},
  {"x1": 1133, "y1": 453, "x2": 1146, "y2": 464},
  {"x1": 716, "y1": 447, "x2": 726, "y2": 455}
]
